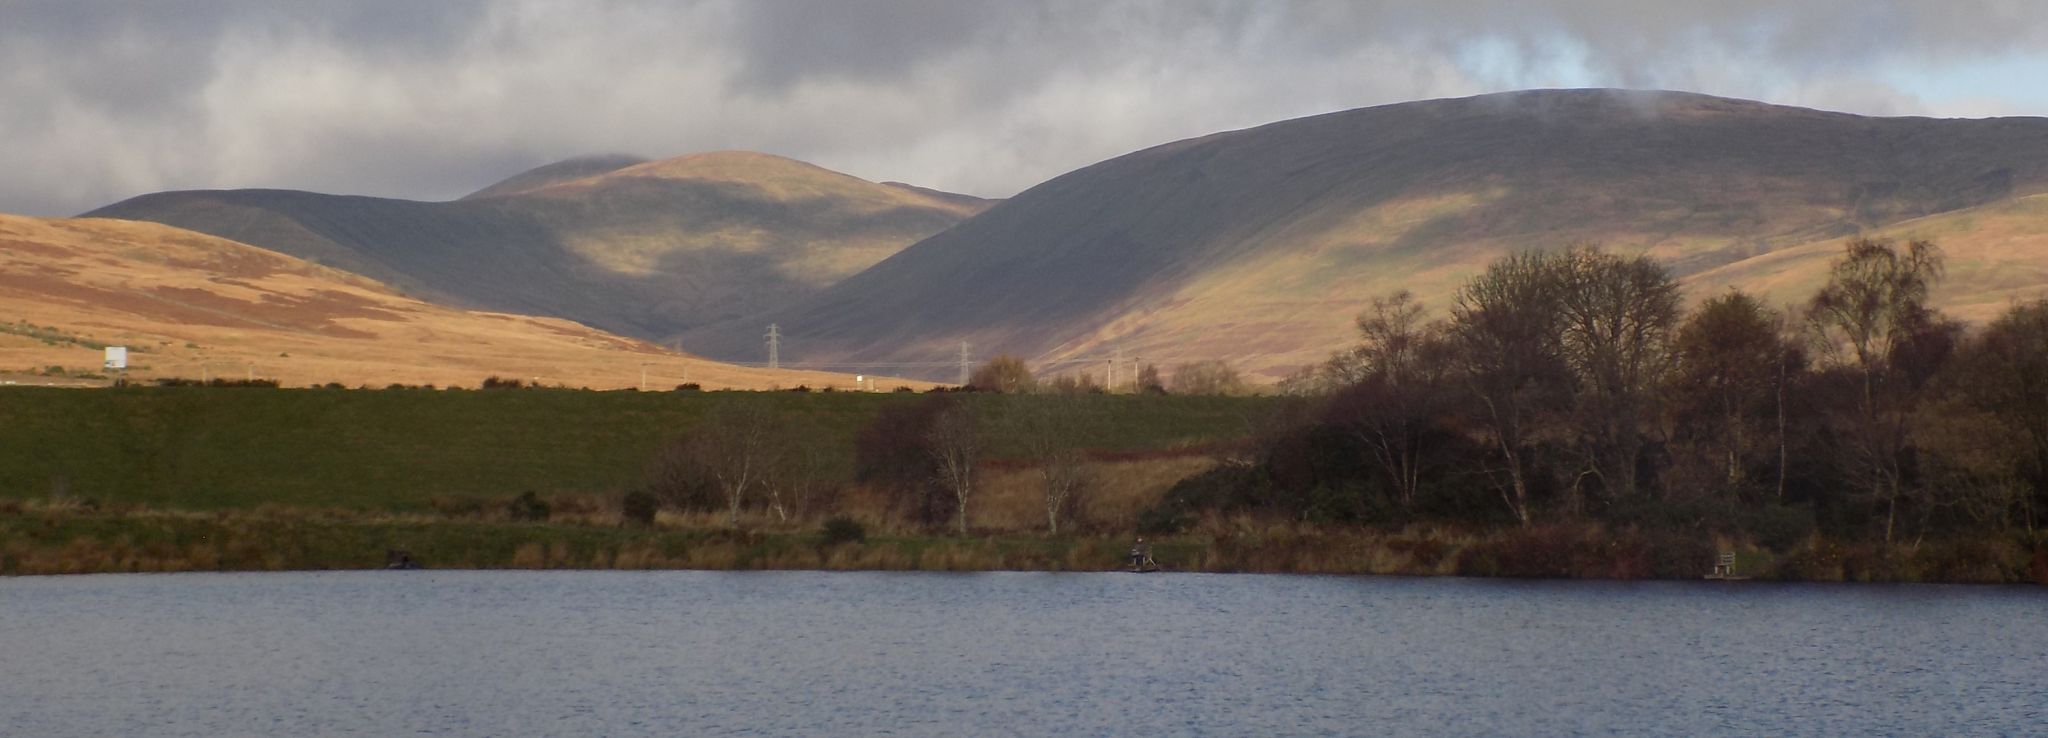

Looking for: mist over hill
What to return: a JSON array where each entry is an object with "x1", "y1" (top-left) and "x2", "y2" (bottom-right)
[
  {"x1": 460, "y1": 154, "x2": 649, "y2": 200},
  {"x1": 682, "y1": 89, "x2": 2048, "y2": 380},
  {"x1": 85, "y1": 151, "x2": 993, "y2": 340}
]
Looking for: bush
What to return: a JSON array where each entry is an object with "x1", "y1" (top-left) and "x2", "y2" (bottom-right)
[
  {"x1": 821, "y1": 516, "x2": 867, "y2": 546},
  {"x1": 1914, "y1": 539, "x2": 2021, "y2": 583},
  {"x1": 1134, "y1": 503, "x2": 1195, "y2": 536},
  {"x1": 1456, "y1": 527, "x2": 1577, "y2": 578},
  {"x1": 508, "y1": 491, "x2": 551, "y2": 522},
  {"x1": 1773, "y1": 540, "x2": 1846, "y2": 581},
  {"x1": 481, "y1": 376, "x2": 526, "y2": 390},
  {"x1": 1747, "y1": 504, "x2": 1817, "y2": 553},
  {"x1": 1645, "y1": 533, "x2": 1715, "y2": 579},
  {"x1": 621, "y1": 489, "x2": 659, "y2": 527},
  {"x1": 967, "y1": 355, "x2": 1034, "y2": 393},
  {"x1": 1137, "y1": 463, "x2": 1270, "y2": 535},
  {"x1": 674, "y1": 383, "x2": 701, "y2": 392}
]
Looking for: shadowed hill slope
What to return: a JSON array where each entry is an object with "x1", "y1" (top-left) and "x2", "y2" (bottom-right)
[
  {"x1": 84, "y1": 152, "x2": 993, "y2": 340},
  {"x1": 0, "y1": 214, "x2": 929, "y2": 390},
  {"x1": 683, "y1": 89, "x2": 2048, "y2": 380}
]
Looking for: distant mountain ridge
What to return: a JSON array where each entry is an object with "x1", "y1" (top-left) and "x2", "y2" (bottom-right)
[
  {"x1": 681, "y1": 89, "x2": 2048, "y2": 380},
  {"x1": 86, "y1": 151, "x2": 993, "y2": 340}
]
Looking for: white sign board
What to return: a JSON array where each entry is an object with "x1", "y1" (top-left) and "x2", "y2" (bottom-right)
[{"x1": 103, "y1": 346, "x2": 127, "y2": 370}]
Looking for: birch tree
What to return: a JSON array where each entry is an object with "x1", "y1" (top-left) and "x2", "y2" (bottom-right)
[
  {"x1": 1016, "y1": 396, "x2": 1090, "y2": 534},
  {"x1": 1449, "y1": 251, "x2": 1569, "y2": 524},
  {"x1": 926, "y1": 401, "x2": 981, "y2": 535},
  {"x1": 1807, "y1": 237, "x2": 1946, "y2": 541}
]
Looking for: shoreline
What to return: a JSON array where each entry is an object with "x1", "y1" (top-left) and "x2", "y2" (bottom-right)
[{"x1": 5, "y1": 509, "x2": 2042, "y2": 585}]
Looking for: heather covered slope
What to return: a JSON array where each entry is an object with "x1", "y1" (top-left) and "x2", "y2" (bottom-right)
[
  {"x1": 0, "y1": 214, "x2": 926, "y2": 390},
  {"x1": 84, "y1": 151, "x2": 992, "y2": 340},
  {"x1": 684, "y1": 90, "x2": 2048, "y2": 379}
]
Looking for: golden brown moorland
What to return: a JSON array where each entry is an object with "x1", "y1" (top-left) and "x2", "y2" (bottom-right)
[{"x1": 0, "y1": 214, "x2": 926, "y2": 390}]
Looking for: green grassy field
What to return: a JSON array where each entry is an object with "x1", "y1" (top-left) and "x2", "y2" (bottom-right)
[{"x1": 0, "y1": 387, "x2": 1272, "y2": 512}]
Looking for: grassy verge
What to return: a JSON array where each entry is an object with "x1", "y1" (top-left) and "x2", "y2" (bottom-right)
[
  {"x1": 0, "y1": 386, "x2": 1272, "y2": 511},
  {"x1": 6, "y1": 506, "x2": 2042, "y2": 583}
]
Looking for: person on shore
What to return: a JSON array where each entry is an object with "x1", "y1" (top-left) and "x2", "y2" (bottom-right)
[{"x1": 1129, "y1": 537, "x2": 1153, "y2": 570}]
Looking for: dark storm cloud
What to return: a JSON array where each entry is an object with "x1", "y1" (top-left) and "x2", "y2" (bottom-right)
[{"x1": 3, "y1": 0, "x2": 2046, "y2": 217}]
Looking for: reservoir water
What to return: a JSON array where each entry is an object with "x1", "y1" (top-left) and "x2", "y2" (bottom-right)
[{"x1": 1, "y1": 570, "x2": 2042, "y2": 736}]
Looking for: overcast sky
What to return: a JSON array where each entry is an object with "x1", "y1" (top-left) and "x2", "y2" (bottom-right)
[{"x1": 6, "y1": 0, "x2": 2048, "y2": 216}]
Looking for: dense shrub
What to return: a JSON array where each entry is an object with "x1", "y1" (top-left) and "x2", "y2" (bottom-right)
[
  {"x1": 508, "y1": 491, "x2": 552, "y2": 522},
  {"x1": 854, "y1": 395, "x2": 956, "y2": 527},
  {"x1": 1643, "y1": 533, "x2": 1716, "y2": 579},
  {"x1": 620, "y1": 489, "x2": 659, "y2": 527},
  {"x1": 1912, "y1": 539, "x2": 2023, "y2": 583},
  {"x1": 1137, "y1": 463, "x2": 1270, "y2": 535},
  {"x1": 820, "y1": 516, "x2": 867, "y2": 546}
]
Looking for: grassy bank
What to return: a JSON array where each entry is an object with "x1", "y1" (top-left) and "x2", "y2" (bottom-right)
[
  {"x1": 0, "y1": 386, "x2": 1271, "y2": 511},
  {"x1": 6, "y1": 504, "x2": 2042, "y2": 583}
]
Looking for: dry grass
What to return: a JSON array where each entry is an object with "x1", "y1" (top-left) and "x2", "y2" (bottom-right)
[
  {"x1": 1686, "y1": 193, "x2": 2048, "y2": 322},
  {"x1": 0, "y1": 214, "x2": 931, "y2": 391}
]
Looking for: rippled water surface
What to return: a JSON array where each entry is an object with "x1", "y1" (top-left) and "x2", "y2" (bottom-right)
[{"x1": 1, "y1": 571, "x2": 2042, "y2": 736}]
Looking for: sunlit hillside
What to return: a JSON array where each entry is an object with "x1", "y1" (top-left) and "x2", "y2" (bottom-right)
[
  {"x1": 84, "y1": 151, "x2": 992, "y2": 340},
  {"x1": 0, "y1": 214, "x2": 926, "y2": 390},
  {"x1": 686, "y1": 90, "x2": 2048, "y2": 380}
]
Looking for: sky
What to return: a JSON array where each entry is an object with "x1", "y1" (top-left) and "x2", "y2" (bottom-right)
[{"x1": 5, "y1": 0, "x2": 2048, "y2": 216}]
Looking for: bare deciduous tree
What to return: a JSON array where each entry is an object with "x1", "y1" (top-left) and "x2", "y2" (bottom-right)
[
  {"x1": 1171, "y1": 360, "x2": 1247, "y2": 396},
  {"x1": 1015, "y1": 397, "x2": 1090, "y2": 534},
  {"x1": 926, "y1": 401, "x2": 980, "y2": 534},
  {"x1": 1136, "y1": 363, "x2": 1165, "y2": 395},
  {"x1": 1941, "y1": 299, "x2": 2048, "y2": 532},
  {"x1": 1673, "y1": 290, "x2": 1784, "y2": 493},
  {"x1": 1329, "y1": 290, "x2": 1454, "y2": 507},
  {"x1": 762, "y1": 418, "x2": 837, "y2": 523},
  {"x1": 1807, "y1": 237, "x2": 1946, "y2": 541},
  {"x1": 1449, "y1": 251, "x2": 1569, "y2": 525},
  {"x1": 690, "y1": 401, "x2": 778, "y2": 528},
  {"x1": 1554, "y1": 245, "x2": 1681, "y2": 500},
  {"x1": 969, "y1": 355, "x2": 1035, "y2": 393}
]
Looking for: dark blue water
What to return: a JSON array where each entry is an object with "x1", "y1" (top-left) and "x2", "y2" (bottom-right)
[{"x1": 1, "y1": 571, "x2": 2041, "y2": 736}]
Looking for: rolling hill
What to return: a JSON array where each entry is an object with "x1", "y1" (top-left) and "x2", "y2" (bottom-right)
[
  {"x1": 0, "y1": 214, "x2": 927, "y2": 390},
  {"x1": 83, "y1": 151, "x2": 993, "y2": 342},
  {"x1": 681, "y1": 89, "x2": 2048, "y2": 380}
]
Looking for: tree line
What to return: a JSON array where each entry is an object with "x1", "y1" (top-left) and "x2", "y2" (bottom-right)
[
  {"x1": 1175, "y1": 238, "x2": 2045, "y2": 545},
  {"x1": 639, "y1": 237, "x2": 2046, "y2": 549}
]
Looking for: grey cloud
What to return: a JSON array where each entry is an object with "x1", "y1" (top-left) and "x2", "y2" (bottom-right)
[{"x1": 2, "y1": 0, "x2": 2047, "y2": 217}]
